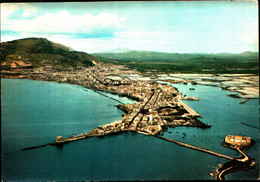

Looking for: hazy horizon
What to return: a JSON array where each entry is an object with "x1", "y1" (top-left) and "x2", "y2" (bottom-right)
[
  {"x1": 93, "y1": 47, "x2": 259, "y2": 54},
  {"x1": 1, "y1": 1, "x2": 258, "y2": 54},
  {"x1": 1, "y1": 36, "x2": 259, "y2": 55}
]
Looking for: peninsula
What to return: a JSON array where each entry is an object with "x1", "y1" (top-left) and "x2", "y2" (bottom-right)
[
  {"x1": 2, "y1": 63, "x2": 256, "y2": 180},
  {"x1": 1, "y1": 38, "x2": 257, "y2": 180},
  {"x1": 2, "y1": 63, "x2": 211, "y2": 138}
]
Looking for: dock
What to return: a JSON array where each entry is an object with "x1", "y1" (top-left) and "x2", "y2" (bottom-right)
[
  {"x1": 177, "y1": 98, "x2": 200, "y2": 117},
  {"x1": 240, "y1": 98, "x2": 249, "y2": 104}
]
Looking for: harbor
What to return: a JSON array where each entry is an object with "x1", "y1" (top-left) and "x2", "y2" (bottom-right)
[
  {"x1": 2, "y1": 64, "x2": 258, "y2": 180},
  {"x1": 2, "y1": 77, "x2": 258, "y2": 180},
  {"x1": 49, "y1": 126, "x2": 256, "y2": 181}
]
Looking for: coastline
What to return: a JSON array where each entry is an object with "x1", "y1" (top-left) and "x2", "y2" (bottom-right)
[
  {"x1": 1, "y1": 65, "x2": 213, "y2": 139},
  {"x1": 156, "y1": 74, "x2": 259, "y2": 101},
  {"x1": 2, "y1": 70, "x2": 259, "y2": 101}
]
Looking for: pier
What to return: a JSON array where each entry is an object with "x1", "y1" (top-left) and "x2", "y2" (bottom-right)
[
  {"x1": 177, "y1": 98, "x2": 200, "y2": 117},
  {"x1": 240, "y1": 98, "x2": 249, "y2": 104},
  {"x1": 154, "y1": 135, "x2": 234, "y2": 160},
  {"x1": 51, "y1": 131, "x2": 105, "y2": 145}
]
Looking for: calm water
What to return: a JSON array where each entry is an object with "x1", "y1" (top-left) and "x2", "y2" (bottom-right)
[{"x1": 1, "y1": 79, "x2": 259, "y2": 180}]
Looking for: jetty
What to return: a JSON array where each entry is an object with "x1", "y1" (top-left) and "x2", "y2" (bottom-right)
[
  {"x1": 154, "y1": 135, "x2": 234, "y2": 160},
  {"x1": 240, "y1": 98, "x2": 249, "y2": 104},
  {"x1": 215, "y1": 146, "x2": 255, "y2": 180},
  {"x1": 177, "y1": 97, "x2": 200, "y2": 117}
]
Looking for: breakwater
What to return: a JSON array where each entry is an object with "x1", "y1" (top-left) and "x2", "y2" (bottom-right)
[
  {"x1": 22, "y1": 143, "x2": 51, "y2": 151},
  {"x1": 154, "y1": 135, "x2": 234, "y2": 160},
  {"x1": 215, "y1": 147, "x2": 256, "y2": 180},
  {"x1": 240, "y1": 98, "x2": 249, "y2": 104}
]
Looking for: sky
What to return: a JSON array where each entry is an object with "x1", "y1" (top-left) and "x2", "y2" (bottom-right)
[{"x1": 1, "y1": 1, "x2": 258, "y2": 53}]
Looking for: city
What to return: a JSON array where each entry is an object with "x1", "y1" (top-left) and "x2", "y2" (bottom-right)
[
  {"x1": 2, "y1": 63, "x2": 211, "y2": 139},
  {"x1": 2, "y1": 62, "x2": 257, "y2": 180}
]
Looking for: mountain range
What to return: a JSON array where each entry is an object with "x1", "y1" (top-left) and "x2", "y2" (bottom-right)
[
  {"x1": 93, "y1": 49, "x2": 259, "y2": 74},
  {"x1": 1, "y1": 38, "x2": 258, "y2": 74},
  {"x1": 93, "y1": 49, "x2": 258, "y2": 62}
]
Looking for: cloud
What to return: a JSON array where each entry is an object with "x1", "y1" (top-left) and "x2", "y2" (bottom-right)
[
  {"x1": 21, "y1": 4, "x2": 39, "y2": 18},
  {"x1": 1, "y1": 4, "x2": 20, "y2": 21},
  {"x1": 1, "y1": 4, "x2": 127, "y2": 38},
  {"x1": 1, "y1": 3, "x2": 257, "y2": 53},
  {"x1": 1, "y1": 3, "x2": 38, "y2": 20}
]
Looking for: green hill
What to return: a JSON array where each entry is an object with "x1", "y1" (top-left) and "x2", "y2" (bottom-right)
[
  {"x1": 93, "y1": 50, "x2": 259, "y2": 74},
  {"x1": 1, "y1": 38, "x2": 101, "y2": 69}
]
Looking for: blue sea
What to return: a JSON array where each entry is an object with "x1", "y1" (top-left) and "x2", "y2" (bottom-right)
[{"x1": 1, "y1": 78, "x2": 259, "y2": 181}]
